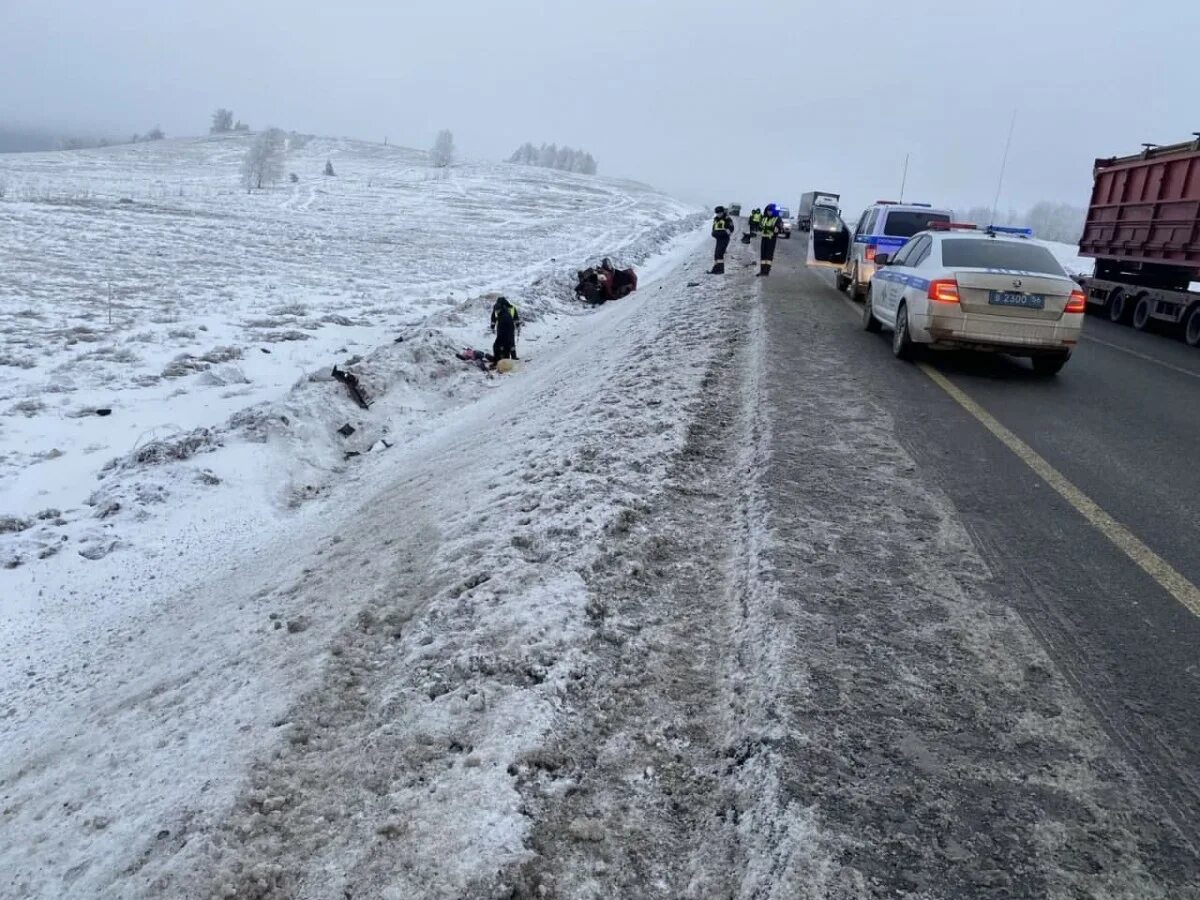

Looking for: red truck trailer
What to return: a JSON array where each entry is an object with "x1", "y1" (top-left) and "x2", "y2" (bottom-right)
[{"x1": 1078, "y1": 137, "x2": 1200, "y2": 346}]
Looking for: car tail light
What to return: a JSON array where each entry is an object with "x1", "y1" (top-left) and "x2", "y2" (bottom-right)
[
  {"x1": 927, "y1": 279, "x2": 960, "y2": 304},
  {"x1": 1065, "y1": 289, "x2": 1086, "y2": 313},
  {"x1": 865, "y1": 245, "x2": 876, "y2": 261}
]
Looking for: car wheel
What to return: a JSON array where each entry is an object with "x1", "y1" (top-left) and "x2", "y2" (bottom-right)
[
  {"x1": 863, "y1": 286, "x2": 882, "y2": 332},
  {"x1": 835, "y1": 270, "x2": 850, "y2": 292},
  {"x1": 1032, "y1": 352, "x2": 1070, "y2": 376},
  {"x1": 1108, "y1": 289, "x2": 1131, "y2": 324},
  {"x1": 1132, "y1": 295, "x2": 1153, "y2": 331},
  {"x1": 1184, "y1": 303, "x2": 1200, "y2": 348},
  {"x1": 892, "y1": 303, "x2": 915, "y2": 360}
]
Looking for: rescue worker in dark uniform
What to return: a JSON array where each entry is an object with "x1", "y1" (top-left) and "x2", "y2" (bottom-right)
[
  {"x1": 758, "y1": 204, "x2": 781, "y2": 277},
  {"x1": 490, "y1": 296, "x2": 520, "y2": 362},
  {"x1": 710, "y1": 205, "x2": 735, "y2": 274}
]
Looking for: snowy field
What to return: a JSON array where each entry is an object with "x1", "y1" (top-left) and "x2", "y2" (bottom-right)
[
  {"x1": 0, "y1": 153, "x2": 710, "y2": 897},
  {"x1": 0, "y1": 135, "x2": 699, "y2": 577}
]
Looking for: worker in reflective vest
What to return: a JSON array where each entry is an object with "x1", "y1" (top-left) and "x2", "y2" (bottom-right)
[
  {"x1": 710, "y1": 206, "x2": 735, "y2": 274},
  {"x1": 758, "y1": 204, "x2": 781, "y2": 277}
]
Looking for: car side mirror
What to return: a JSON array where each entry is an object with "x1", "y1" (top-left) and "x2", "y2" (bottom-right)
[{"x1": 875, "y1": 253, "x2": 891, "y2": 266}]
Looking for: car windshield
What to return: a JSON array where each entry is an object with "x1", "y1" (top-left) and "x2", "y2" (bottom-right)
[
  {"x1": 941, "y1": 239, "x2": 1066, "y2": 275},
  {"x1": 883, "y1": 210, "x2": 951, "y2": 237},
  {"x1": 812, "y1": 207, "x2": 843, "y2": 231}
]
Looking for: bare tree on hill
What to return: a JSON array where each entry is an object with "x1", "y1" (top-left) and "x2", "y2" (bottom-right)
[
  {"x1": 430, "y1": 129, "x2": 455, "y2": 167},
  {"x1": 241, "y1": 128, "x2": 286, "y2": 191},
  {"x1": 211, "y1": 109, "x2": 234, "y2": 134}
]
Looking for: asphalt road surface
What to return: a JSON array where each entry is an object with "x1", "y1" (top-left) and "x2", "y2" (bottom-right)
[{"x1": 754, "y1": 234, "x2": 1200, "y2": 895}]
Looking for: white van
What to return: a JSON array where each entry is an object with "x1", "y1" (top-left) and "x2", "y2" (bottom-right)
[{"x1": 837, "y1": 202, "x2": 952, "y2": 300}]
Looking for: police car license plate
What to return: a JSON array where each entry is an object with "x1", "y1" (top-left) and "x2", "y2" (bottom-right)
[{"x1": 989, "y1": 291, "x2": 1044, "y2": 310}]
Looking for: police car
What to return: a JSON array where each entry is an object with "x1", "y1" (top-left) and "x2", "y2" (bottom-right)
[
  {"x1": 861, "y1": 223, "x2": 1087, "y2": 375},
  {"x1": 778, "y1": 207, "x2": 793, "y2": 238},
  {"x1": 837, "y1": 201, "x2": 953, "y2": 300}
]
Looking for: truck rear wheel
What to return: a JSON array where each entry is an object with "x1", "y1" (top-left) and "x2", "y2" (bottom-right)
[
  {"x1": 1185, "y1": 304, "x2": 1200, "y2": 348},
  {"x1": 1132, "y1": 295, "x2": 1153, "y2": 331},
  {"x1": 1108, "y1": 289, "x2": 1132, "y2": 324}
]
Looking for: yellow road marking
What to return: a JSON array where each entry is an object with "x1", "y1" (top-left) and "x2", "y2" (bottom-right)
[
  {"x1": 1081, "y1": 334, "x2": 1200, "y2": 380},
  {"x1": 918, "y1": 362, "x2": 1200, "y2": 618},
  {"x1": 826, "y1": 281, "x2": 1200, "y2": 616}
]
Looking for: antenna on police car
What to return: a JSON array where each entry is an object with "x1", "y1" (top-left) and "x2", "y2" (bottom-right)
[
  {"x1": 989, "y1": 109, "x2": 1017, "y2": 224},
  {"x1": 898, "y1": 153, "x2": 909, "y2": 202}
]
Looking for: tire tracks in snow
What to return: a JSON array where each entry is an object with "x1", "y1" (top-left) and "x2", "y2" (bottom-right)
[{"x1": 490, "y1": 285, "x2": 834, "y2": 898}]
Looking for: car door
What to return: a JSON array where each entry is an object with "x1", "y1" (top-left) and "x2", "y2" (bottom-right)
[
  {"x1": 845, "y1": 209, "x2": 867, "y2": 272},
  {"x1": 851, "y1": 209, "x2": 876, "y2": 275},
  {"x1": 878, "y1": 236, "x2": 922, "y2": 321},
  {"x1": 810, "y1": 207, "x2": 849, "y2": 264},
  {"x1": 896, "y1": 235, "x2": 934, "y2": 318},
  {"x1": 901, "y1": 236, "x2": 935, "y2": 319}
]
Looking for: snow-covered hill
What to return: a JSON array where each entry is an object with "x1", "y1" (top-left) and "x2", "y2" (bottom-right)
[{"x1": 0, "y1": 135, "x2": 700, "y2": 573}]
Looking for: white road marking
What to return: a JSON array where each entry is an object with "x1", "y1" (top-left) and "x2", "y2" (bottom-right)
[{"x1": 1081, "y1": 334, "x2": 1200, "y2": 380}]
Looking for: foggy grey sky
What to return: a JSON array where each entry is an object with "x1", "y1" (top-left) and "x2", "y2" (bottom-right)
[{"x1": 4, "y1": 0, "x2": 1197, "y2": 216}]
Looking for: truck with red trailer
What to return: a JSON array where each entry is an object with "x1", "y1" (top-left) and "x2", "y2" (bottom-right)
[{"x1": 1078, "y1": 137, "x2": 1200, "y2": 347}]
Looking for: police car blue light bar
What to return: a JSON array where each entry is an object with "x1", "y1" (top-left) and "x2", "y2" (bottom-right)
[
  {"x1": 909, "y1": 202, "x2": 932, "y2": 207},
  {"x1": 986, "y1": 225, "x2": 1035, "y2": 237}
]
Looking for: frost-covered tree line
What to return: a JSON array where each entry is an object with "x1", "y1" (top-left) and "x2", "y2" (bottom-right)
[
  {"x1": 961, "y1": 202, "x2": 1087, "y2": 243},
  {"x1": 56, "y1": 129, "x2": 164, "y2": 150},
  {"x1": 508, "y1": 143, "x2": 598, "y2": 175}
]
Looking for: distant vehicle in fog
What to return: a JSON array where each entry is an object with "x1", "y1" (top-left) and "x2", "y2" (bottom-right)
[{"x1": 797, "y1": 191, "x2": 840, "y2": 231}]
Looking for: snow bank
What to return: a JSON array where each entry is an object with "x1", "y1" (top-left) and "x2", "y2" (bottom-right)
[{"x1": 0, "y1": 135, "x2": 701, "y2": 576}]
